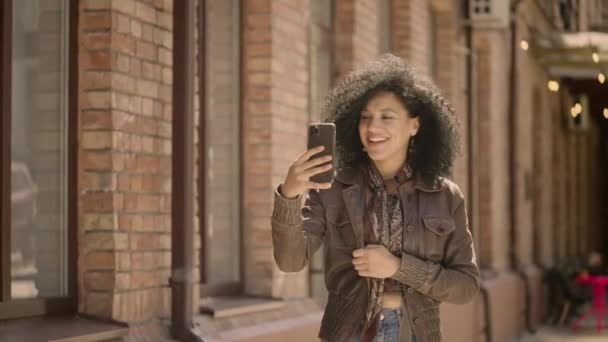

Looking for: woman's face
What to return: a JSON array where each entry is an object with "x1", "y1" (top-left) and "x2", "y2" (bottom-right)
[{"x1": 359, "y1": 91, "x2": 420, "y2": 165}]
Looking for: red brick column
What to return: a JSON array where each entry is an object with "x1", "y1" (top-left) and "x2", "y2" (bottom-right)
[
  {"x1": 474, "y1": 34, "x2": 493, "y2": 269},
  {"x1": 433, "y1": 6, "x2": 469, "y2": 193},
  {"x1": 334, "y1": 0, "x2": 381, "y2": 81},
  {"x1": 391, "y1": 0, "x2": 432, "y2": 75},
  {"x1": 78, "y1": 0, "x2": 176, "y2": 337},
  {"x1": 241, "y1": 0, "x2": 311, "y2": 298},
  {"x1": 334, "y1": 0, "x2": 355, "y2": 80}
]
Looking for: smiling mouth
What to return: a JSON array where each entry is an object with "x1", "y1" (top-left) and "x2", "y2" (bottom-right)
[{"x1": 367, "y1": 137, "x2": 388, "y2": 145}]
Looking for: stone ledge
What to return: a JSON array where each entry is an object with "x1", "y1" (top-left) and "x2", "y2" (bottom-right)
[
  {"x1": 200, "y1": 296, "x2": 285, "y2": 319},
  {"x1": 0, "y1": 315, "x2": 128, "y2": 342},
  {"x1": 195, "y1": 297, "x2": 323, "y2": 341}
]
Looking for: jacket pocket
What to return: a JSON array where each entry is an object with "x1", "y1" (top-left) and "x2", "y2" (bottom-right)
[
  {"x1": 422, "y1": 217, "x2": 455, "y2": 261},
  {"x1": 326, "y1": 208, "x2": 357, "y2": 247}
]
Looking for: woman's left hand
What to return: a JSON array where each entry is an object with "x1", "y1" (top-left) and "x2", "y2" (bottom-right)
[{"x1": 352, "y1": 245, "x2": 401, "y2": 278}]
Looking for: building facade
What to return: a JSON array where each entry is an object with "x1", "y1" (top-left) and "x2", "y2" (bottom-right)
[{"x1": 0, "y1": 0, "x2": 607, "y2": 341}]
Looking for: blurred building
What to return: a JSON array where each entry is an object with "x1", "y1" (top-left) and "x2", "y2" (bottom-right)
[{"x1": 0, "y1": 0, "x2": 607, "y2": 341}]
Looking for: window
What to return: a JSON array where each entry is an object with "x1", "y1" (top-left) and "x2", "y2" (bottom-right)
[
  {"x1": 0, "y1": 0, "x2": 76, "y2": 318},
  {"x1": 378, "y1": 0, "x2": 391, "y2": 54},
  {"x1": 559, "y1": 0, "x2": 579, "y2": 31},
  {"x1": 309, "y1": 0, "x2": 334, "y2": 122},
  {"x1": 199, "y1": 0, "x2": 242, "y2": 296},
  {"x1": 309, "y1": 0, "x2": 334, "y2": 306}
]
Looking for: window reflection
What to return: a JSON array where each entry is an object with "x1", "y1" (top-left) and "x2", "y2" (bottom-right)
[
  {"x1": 203, "y1": 0, "x2": 241, "y2": 286},
  {"x1": 11, "y1": 161, "x2": 39, "y2": 298},
  {"x1": 11, "y1": 0, "x2": 69, "y2": 299}
]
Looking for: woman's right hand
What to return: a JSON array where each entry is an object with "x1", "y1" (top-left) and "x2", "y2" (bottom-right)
[{"x1": 280, "y1": 146, "x2": 333, "y2": 199}]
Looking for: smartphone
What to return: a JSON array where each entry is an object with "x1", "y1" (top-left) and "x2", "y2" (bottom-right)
[{"x1": 307, "y1": 123, "x2": 336, "y2": 184}]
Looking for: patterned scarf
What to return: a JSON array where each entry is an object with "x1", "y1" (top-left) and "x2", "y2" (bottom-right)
[{"x1": 361, "y1": 159, "x2": 413, "y2": 340}]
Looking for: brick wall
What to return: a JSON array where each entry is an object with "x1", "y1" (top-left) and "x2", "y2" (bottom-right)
[
  {"x1": 334, "y1": 0, "x2": 381, "y2": 81},
  {"x1": 473, "y1": 29, "x2": 512, "y2": 271},
  {"x1": 516, "y1": 0, "x2": 568, "y2": 268},
  {"x1": 241, "y1": 0, "x2": 311, "y2": 298},
  {"x1": 78, "y1": 0, "x2": 174, "y2": 337},
  {"x1": 473, "y1": 33, "x2": 490, "y2": 269},
  {"x1": 66, "y1": 1, "x2": 608, "y2": 341},
  {"x1": 241, "y1": 0, "x2": 274, "y2": 298},
  {"x1": 268, "y1": 0, "x2": 311, "y2": 298},
  {"x1": 432, "y1": 5, "x2": 469, "y2": 193},
  {"x1": 514, "y1": 30, "x2": 534, "y2": 266},
  {"x1": 352, "y1": 0, "x2": 380, "y2": 68},
  {"x1": 391, "y1": 1, "x2": 469, "y2": 190},
  {"x1": 391, "y1": 0, "x2": 432, "y2": 76},
  {"x1": 333, "y1": 0, "x2": 355, "y2": 80}
]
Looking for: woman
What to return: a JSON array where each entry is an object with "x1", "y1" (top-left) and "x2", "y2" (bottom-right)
[{"x1": 272, "y1": 54, "x2": 480, "y2": 342}]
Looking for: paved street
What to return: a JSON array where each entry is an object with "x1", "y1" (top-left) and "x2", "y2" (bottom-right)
[{"x1": 520, "y1": 324, "x2": 608, "y2": 341}]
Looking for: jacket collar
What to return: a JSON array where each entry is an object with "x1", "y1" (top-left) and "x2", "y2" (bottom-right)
[{"x1": 335, "y1": 166, "x2": 445, "y2": 193}]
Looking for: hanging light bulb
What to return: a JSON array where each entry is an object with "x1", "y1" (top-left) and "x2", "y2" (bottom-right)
[
  {"x1": 520, "y1": 40, "x2": 529, "y2": 51},
  {"x1": 574, "y1": 103, "x2": 582, "y2": 113},
  {"x1": 570, "y1": 107, "x2": 579, "y2": 118},
  {"x1": 604, "y1": 108, "x2": 608, "y2": 119},
  {"x1": 599, "y1": 72, "x2": 606, "y2": 84},
  {"x1": 547, "y1": 80, "x2": 560, "y2": 92},
  {"x1": 592, "y1": 52, "x2": 600, "y2": 63}
]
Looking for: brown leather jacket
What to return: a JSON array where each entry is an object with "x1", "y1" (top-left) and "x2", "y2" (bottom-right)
[{"x1": 272, "y1": 167, "x2": 480, "y2": 342}]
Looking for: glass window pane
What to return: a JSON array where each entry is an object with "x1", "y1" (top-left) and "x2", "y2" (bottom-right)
[
  {"x1": 310, "y1": 0, "x2": 333, "y2": 122},
  {"x1": 379, "y1": 0, "x2": 391, "y2": 53},
  {"x1": 309, "y1": 0, "x2": 333, "y2": 304},
  {"x1": 204, "y1": 0, "x2": 240, "y2": 285},
  {"x1": 11, "y1": 0, "x2": 69, "y2": 299}
]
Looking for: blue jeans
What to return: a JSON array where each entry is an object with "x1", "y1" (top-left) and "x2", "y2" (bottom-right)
[{"x1": 351, "y1": 308, "x2": 417, "y2": 342}]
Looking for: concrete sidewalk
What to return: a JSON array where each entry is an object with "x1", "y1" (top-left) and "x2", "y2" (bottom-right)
[{"x1": 519, "y1": 326, "x2": 608, "y2": 341}]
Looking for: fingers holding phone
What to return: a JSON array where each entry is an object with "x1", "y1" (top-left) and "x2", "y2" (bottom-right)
[
  {"x1": 281, "y1": 146, "x2": 333, "y2": 199},
  {"x1": 280, "y1": 123, "x2": 336, "y2": 199}
]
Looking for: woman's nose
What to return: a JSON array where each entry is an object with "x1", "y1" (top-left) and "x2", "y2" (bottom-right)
[{"x1": 365, "y1": 117, "x2": 382, "y2": 130}]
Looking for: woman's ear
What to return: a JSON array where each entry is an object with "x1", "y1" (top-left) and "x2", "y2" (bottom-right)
[{"x1": 411, "y1": 117, "x2": 420, "y2": 136}]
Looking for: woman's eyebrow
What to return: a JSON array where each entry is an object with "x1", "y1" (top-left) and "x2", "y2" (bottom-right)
[{"x1": 362, "y1": 107, "x2": 398, "y2": 113}]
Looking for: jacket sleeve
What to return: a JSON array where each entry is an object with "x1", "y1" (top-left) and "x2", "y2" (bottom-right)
[
  {"x1": 271, "y1": 186, "x2": 326, "y2": 273},
  {"x1": 390, "y1": 195, "x2": 480, "y2": 304}
]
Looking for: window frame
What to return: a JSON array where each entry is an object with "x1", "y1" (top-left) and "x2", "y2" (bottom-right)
[{"x1": 0, "y1": 0, "x2": 78, "y2": 319}]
